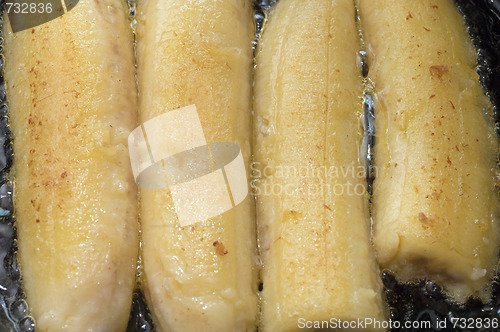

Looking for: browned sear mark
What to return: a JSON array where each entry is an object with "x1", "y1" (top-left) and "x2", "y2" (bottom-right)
[
  {"x1": 213, "y1": 241, "x2": 228, "y2": 256},
  {"x1": 323, "y1": 204, "x2": 332, "y2": 211},
  {"x1": 406, "y1": 12, "x2": 413, "y2": 20},
  {"x1": 61, "y1": 171, "x2": 67, "y2": 178},
  {"x1": 429, "y1": 65, "x2": 448, "y2": 79},
  {"x1": 418, "y1": 212, "x2": 435, "y2": 229},
  {"x1": 418, "y1": 212, "x2": 427, "y2": 222}
]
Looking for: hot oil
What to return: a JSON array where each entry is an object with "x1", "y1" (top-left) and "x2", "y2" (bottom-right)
[
  {"x1": 0, "y1": 4, "x2": 35, "y2": 332},
  {"x1": 124, "y1": 0, "x2": 154, "y2": 331},
  {"x1": 0, "y1": 0, "x2": 499, "y2": 331}
]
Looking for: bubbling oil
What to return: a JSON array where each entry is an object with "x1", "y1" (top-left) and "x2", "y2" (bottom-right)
[{"x1": 0, "y1": 0, "x2": 499, "y2": 331}]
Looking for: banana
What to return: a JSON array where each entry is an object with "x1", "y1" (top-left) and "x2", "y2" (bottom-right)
[
  {"x1": 254, "y1": 0, "x2": 386, "y2": 330},
  {"x1": 4, "y1": 0, "x2": 139, "y2": 330},
  {"x1": 135, "y1": 0, "x2": 258, "y2": 331},
  {"x1": 359, "y1": 0, "x2": 499, "y2": 302}
]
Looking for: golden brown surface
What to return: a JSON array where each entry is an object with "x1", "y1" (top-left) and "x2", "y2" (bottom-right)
[
  {"x1": 359, "y1": 0, "x2": 499, "y2": 302},
  {"x1": 136, "y1": 0, "x2": 258, "y2": 331},
  {"x1": 254, "y1": 0, "x2": 386, "y2": 330},
  {"x1": 5, "y1": 0, "x2": 139, "y2": 330}
]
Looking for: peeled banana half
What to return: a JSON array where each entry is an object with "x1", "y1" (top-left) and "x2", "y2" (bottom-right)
[
  {"x1": 359, "y1": 0, "x2": 499, "y2": 302},
  {"x1": 254, "y1": 0, "x2": 385, "y2": 330},
  {"x1": 135, "y1": 0, "x2": 258, "y2": 331},
  {"x1": 4, "y1": 0, "x2": 139, "y2": 330}
]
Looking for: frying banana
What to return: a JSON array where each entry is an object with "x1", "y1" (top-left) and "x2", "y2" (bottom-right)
[
  {"x1": 254, "y1": 0, "x2": 386, "y2": 330},
  {"x1": 5, "y1": 0, "x2": 139, "y2": 330},
  {"x1": 135, "y1": 0, "x2": 258, "y2": 331},
  {"x1": 359, "y1": 0, "x2": 499, "y2": 302}
]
